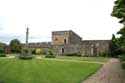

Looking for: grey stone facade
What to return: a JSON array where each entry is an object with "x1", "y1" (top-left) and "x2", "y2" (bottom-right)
[{"x1": 28, "y1": 30, "x2": 111, "y2": 56}]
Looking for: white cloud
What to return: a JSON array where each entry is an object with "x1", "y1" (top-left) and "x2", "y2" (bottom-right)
[{"x1": 0, "y1": 0, "x2": 122, "y2": 44}]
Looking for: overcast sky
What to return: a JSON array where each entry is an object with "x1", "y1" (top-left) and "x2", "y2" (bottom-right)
[{"x1": 0, "y1": 0, "x2": 122, "y2": 44}]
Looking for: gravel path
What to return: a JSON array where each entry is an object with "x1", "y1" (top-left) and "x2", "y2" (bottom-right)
[{"x1": 81, "y1": 58, "x2": 122, "y2": 83}]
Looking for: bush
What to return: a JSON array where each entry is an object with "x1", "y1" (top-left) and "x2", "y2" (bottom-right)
[
  {"x1": 119, "y1": 55, "x2": 125, "y2": 69},
  {"x1": 0, "y1": 54, "x2": 6, "y2": 57},
  {"x1": 0, "y1": 49, "x2": 5, "y2": 54},
  {"x1": 18, "y1": 56, "x2": 33, "y2": 60},
  {"x1": 119, "y1": 55, "x2": 125, "y2": 62},
  {"x1": 65, "y1": 53, "x2": 81, "y2": 56},
  {"x1": 19, "y1": 48, "x2": 33, "y2": 60},
  {"x1": 99, "y1": 50, "x2": 106, "y2": 57},
  {"x1": 45, "y1": 50, "x2": 56, "y2": 58},
  {"x1": 35, "y1": 48, "x2": 42, "y2": 55},
  {"x1": 45, "y1": 55, "x2": 56, "y2": 58},
  {"x1": 121, "y1": 62, "x2": 125, "y2": 69}
]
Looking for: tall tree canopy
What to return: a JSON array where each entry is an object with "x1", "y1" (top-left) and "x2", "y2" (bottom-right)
[
  {"x1": 110, "y1": 34, "x2": 118, "y2": 56},
  {"x1": 117, "y1": 26, "x2": 125, "y2": 47},
  {"x1": 111, "y1": 0, "x2": 125, "y2": 55},
  {"x1": 111, "y1": 0, "x2": 125, "y2": 24},
  {"x1": 9, "y1": 39, "x2": 22, "y2": 53}
]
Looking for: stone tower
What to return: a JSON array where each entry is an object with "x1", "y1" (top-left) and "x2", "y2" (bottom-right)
[{"x1": 52, "y1": 30, "x2": 82, "y2": 55}]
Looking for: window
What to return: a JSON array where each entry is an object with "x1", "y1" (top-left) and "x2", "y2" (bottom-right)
[
  {"x1": 64, "y1": 39, "x2": 66, "y2": 44},
  {"x1": 55, "y1": 38, "x2": 58, "y2": 41}
]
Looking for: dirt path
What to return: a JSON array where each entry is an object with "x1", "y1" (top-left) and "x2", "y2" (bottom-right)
[{"x1": 81, "y1": 58, "x2": 122, "y2": 83}]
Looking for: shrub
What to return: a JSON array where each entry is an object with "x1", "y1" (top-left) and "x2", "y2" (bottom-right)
[
  {"x1": 19, "y1": 56, "x2": 33, "y2": 60},
  {"x1": 35, "y1": 48, "x2": 42, "y2": 55},
  {"x1": 19, "y1": 48, "x2": 33, "y2": 60},
  {"x1": 45, "y1": 55, "x2": 56, "y2": 58},
  {"x1": 0, "y1": 54, "x2": 6, "y2": 57},
  {"x1": 119, "y1": 55, "x2": 125, "y2": 69},
  {"x1": 99, "y1": 50, "x2": 107, "y2": 57},
  {"x1": 121, "y1": 62, "x2": 125, "y2": 69},
  {"x1": 65, "y1": 53, "x2": 81, "y2": 56},
  {"x1": 45, "y1": 50, "x2": 56, "y2": 58},
  {"x1": 0, "y1": 49, "x2": 5, "y2": 54},
  {"x1": 32, "y1": 49, "x2": 35, "y2": 54},
  {"x1": 119, "y1": 55, "x2": 125, "y2": 62}
]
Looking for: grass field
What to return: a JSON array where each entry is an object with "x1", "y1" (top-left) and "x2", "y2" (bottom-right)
[
  {"x1": 0, "y1": 59, "x2": 101, "y2": 83},
  {"x1": 56, "y1": 56, "x2": 110, "y2": 62}
]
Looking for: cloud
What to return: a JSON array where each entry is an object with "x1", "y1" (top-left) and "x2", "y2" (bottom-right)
[{"x1": 0, "y1": 0, "x2": 122, "y2": 44}]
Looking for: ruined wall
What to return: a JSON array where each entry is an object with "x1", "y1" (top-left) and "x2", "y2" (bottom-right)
[
  {"x1": 28, "y1": 42, "x2": 51, "y2": 52},
  {"x1": 26, "y1": 30, "x2": 111, "y2": 56},
  {"x1": 52, "y1": 31, "x2": 111, "y2": 56},
  {"x1": 52, "y1": 31, "x2": 70, "y2": 45},
  {"x1": 52, "y1": 44, "x2": 82, "y2": 55},
  {"x1": 69, "y1": 31, "x2": 82, "y2": 44},
  {"x1": 52, "y1": 30, "x2": 82, "y2": 45},
  {"x1": 81, "y1": 40, "x2": 111, "y2": 56}
]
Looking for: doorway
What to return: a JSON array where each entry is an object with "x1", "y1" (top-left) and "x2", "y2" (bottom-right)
[{"x1": 62, "y1": 48, "x2": 64, "y2": 54}]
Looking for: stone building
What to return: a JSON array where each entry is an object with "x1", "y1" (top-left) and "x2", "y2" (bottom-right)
[{"x1": 28, "y1": 30, "x2": 111, "y2": 56}]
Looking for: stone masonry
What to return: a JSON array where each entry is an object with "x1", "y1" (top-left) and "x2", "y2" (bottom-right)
[{"x1": 28, "y1": 30, "x2": 111, "y2": 56}]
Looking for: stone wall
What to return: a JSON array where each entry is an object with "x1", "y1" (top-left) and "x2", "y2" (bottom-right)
[
  {"x1": 27, "y1": 42, "x2": 51, "y2": 52},
  {"x1": 82, "y1": 40, "x2": 111, "y2": 56},
  {"x1": 26, "y1": 30, "x2": 111, "y2": 56},
  {"x1": 52, "y1": 44, "x2": 82, "y2": 55},
  {"x1": 52, "y1": 31, "x2": 70, "y2": 45},
  {"x1": 69, "y1": 30, "x2": 82, "y2": 44},
  {"x1": 52, "y1": 30, "x2": 82, "y2": 45}
]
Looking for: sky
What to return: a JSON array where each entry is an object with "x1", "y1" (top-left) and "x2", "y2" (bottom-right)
[{"x1": 0, "y1": 0, "x2": 123, "y2": 44}]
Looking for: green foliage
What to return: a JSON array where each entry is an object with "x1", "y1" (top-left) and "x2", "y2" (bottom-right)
[
  {"x1": 119, "y1": 55, "x2": 125, "y2": 69},
  {"x1": 119, "y1": 55, "x2": 125, "y2": 62},
  {"x1": 65, "y1": 53, "x2": 81, "y2": 56},
  {"x1": 115, "y1": 26, "x2": 125, "y2": 55},
  {"x1": 117, "y1": 26, "x2": 125, "y2": 47},
  {"x1": 9, "y1": 39, "x2": 22, "y2": 53},
  {"x1": 0, "y1": 43, "x2": 6, "y2": 53},
  {"x1": 35, "y1": 48, "x2": 42, "y2": 55},
  {"x1": 99, "y1": 50, "x2": 106, "y2": 57},
  {"x1": 121, "y1": 62, "x2": 125, "y2": 69},
  {"x1": 45, "y1": 50, "x2": 56, "y2": 58},
  {"x1": 45, "y1": 55, "x2": 56, "y2": 58},
  {"x1": 19, "y1": 48, "x2": 33, "y2": 59},
  {"x1": 111, "y1": 0, "x2": 125, "y2": 57},
  {"x1": 111, "y1": 0, "x2": 125, "y2": 24},
  {"x1": 46, "y1": 50, "x2": 53, "y2": 55},
  {"x1": 0, "y1": 49, "x2": 5, "y2": 54},
  {"x1": 110, "y1": 34, "x2": 119, "y2": 56},
  {"x1": 0, "y1": 54, "x2": 6, "y2": 57},
  {"x1": 110, "y1": 27, "x2": 125, "y2": 55}
]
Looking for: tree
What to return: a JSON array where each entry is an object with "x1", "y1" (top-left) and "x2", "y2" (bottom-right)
[
  {"x1": 111, "y1": 0, "x2": 125, "y2": 54},
  {"x1": 9, "y1": 39, "x2": 22, "y2": 53},
  {"x1": 117, "y1": 26, "x2": 125, "y2": 53},
  {"x1": 110, "y1": 34, "x2": 118, "y2": 56},
  {"x1": 0, "y1": 42, "x2": 6, "y2": 53},
  {"x1": 111, "y1": 0, "x2": 125, "y2": 24}
]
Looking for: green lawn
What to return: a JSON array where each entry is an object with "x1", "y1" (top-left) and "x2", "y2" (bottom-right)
[
  {"x1": 0, "y1": 59, "x2": 101, "y2": 83},
  {"x1": 56, "y1": 56, "x2": 110, "y2": 62}
]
